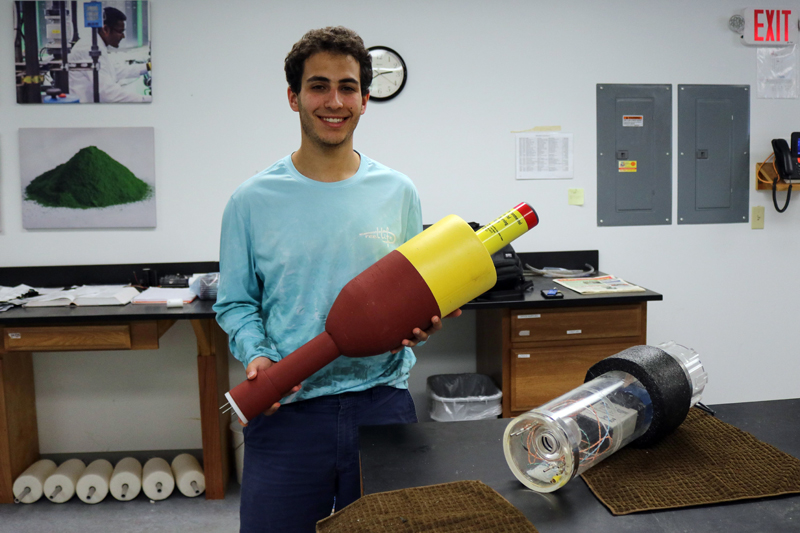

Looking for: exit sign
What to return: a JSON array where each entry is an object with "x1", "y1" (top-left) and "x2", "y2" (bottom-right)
[{"x1": 742, "y1": 8, "x2": 798, "y2": 45}]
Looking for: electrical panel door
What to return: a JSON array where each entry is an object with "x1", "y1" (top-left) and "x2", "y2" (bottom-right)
[
  {"x1": 677, "y1": 85, "x2": 750, "y2": 224},
  {"x1": 597, "y1": 84, "x2": 672, "y2": 227}
]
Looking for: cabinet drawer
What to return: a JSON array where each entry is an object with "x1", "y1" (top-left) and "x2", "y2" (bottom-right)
[
  {"x1": 510, "y1": 341, "x2": 636, "y2": 413},
  {"x1": 3, "y1": 325, "x2": 132, "y2": 351},
  {"x1": 510, "y1": 305, "x2": 642, "y2": 343}
]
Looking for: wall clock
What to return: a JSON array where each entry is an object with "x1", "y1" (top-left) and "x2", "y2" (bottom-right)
[{"x1": 367, "y1": 46, "x2": 407, "y2": 102}]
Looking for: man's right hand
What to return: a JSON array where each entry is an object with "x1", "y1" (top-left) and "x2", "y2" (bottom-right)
[{"x1": 242, "y1": 356, "x2": 301, "y2": 424}]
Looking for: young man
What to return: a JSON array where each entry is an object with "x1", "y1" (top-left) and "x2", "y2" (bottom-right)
[
  {"x1": 214, "y1": 27, "x2": 459, "y2": 533},
  {"x1": 67, "y1": 7, "x2": 151, "y2": 103}
]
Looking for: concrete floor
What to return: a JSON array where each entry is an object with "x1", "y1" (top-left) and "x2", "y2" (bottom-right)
[{"x1": 0, "y1": 481, "x2": 241, "y2": 533}]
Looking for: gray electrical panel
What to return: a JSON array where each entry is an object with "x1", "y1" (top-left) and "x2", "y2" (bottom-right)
[
  {"x1": 677, "y1": 85, "x2": 750, "y2": 225},
  {"x1": 597, "y1": 84, "x2": 672, "y2": 227}
]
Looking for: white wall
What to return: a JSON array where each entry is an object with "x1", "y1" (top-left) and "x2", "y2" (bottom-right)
[{"x1": 1, "y1": 0, "x2": 798, "y2": 453}]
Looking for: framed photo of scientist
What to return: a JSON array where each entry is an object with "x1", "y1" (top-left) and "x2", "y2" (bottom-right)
[{"x1": 14, "y1": 1, "x2": 152, "y2": 104}]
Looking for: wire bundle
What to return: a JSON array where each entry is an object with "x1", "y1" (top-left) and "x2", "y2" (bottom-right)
[{"x1": 757, "y1": 153, "x2": 792, "y2": 213}]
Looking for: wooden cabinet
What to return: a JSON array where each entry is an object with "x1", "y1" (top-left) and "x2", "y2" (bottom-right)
[
  {"x1": 477, "y1": 303, "x2": 647, "y2": 417},
  {"x1": 3, "y1": 325, "x2": 132, "y2": 351},
  {"x1": 1, "y1": 322, "x2": 167, "y2": 352}
]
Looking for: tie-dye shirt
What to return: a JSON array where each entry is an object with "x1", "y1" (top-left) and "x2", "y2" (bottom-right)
[{"x1": 214, "y1": 153, "x2": 423, "y2": 403}]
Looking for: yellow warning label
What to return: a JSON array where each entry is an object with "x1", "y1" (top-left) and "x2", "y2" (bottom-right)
[
  {"x1": 622, "y1": 115, "x2": 644, "y2": 127},
  {"x1": 618, "y1": 161, "x2": 637, "y2": 172}
]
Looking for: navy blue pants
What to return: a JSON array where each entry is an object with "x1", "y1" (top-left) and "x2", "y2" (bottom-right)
[{"x1": 240, "y1": 386, "x2": 418, "y2": 533}]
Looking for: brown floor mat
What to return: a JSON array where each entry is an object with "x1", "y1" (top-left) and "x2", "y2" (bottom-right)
[
  {"x1": 581, "y1": 407, "x2": 800, "y2": 515},
  {"x1": 317, "y1": 480, "x2": 538, "y2": 532}
]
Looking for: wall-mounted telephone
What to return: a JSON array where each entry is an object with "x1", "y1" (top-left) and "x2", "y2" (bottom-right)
[
  {"x1": 768, "y1": 133, "x2": 799, "y2": 213},
  {"x1": 772, "y1": 133, "x2": 800, "y2": 183}
]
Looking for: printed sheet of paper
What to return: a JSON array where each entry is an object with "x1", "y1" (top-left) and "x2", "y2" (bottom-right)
[{"x1": 516, "y1": 132, "x2": 574, "y2": 180}]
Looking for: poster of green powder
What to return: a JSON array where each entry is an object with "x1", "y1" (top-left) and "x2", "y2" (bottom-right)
[
  {"x1": 20, "y1": 127, "x2": 156, "y2": 229},
  {"x1": 14, "y1": 1, "x2": 151, "y2": 104}
]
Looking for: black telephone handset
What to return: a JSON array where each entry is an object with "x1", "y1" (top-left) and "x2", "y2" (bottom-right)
[
  {"x1": 772, "y1": 138, "x2": 795, "y2": 181},
  {"x1": 769, "y1": 136, "x2": 798, "y2": 213}
]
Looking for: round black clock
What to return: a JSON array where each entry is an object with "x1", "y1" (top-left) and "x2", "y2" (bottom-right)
[{"x1": 367, "y1": 46, "x2": 407, "y2": 101}]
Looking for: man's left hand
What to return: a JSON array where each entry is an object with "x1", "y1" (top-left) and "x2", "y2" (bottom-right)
[{"x1": 390, "y1": 309, "x2": 463, "y2": 354}]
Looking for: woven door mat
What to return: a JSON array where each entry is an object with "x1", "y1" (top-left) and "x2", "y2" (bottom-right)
[
  {"x1": 316, "y1": 480, "x2": 538, "y2": 533},
  {"x1": 582, "y1": 407, "x2": 800, "y2": 515}
]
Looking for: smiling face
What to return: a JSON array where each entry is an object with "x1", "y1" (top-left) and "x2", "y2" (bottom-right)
[{"x1": 288, "y1": 52, "x2": 369, "y2": 151}]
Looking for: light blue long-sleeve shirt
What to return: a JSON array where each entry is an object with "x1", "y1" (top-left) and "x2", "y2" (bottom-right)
[{"x1": 214, "y1": 153, "x2": 423, "y2": 402}]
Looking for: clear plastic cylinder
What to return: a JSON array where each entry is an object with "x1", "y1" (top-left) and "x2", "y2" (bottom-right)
[
  {"x1": 503, "y1": 370, "x2": 653, "y2": 492},
  {"x1": 503, "y1": 341, "x2": 706, "y2": 493},
  {"x1": 657, "y1": 340, "x2": 707, "y2": 407}
]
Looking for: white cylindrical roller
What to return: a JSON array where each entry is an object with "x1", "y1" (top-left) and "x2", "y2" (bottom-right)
[
  {"x1": 142, "y1": 458, "x2": 175, "y2": 501},
  {"x1": 43, "y1": 459, "x2": 86, "y2": 503},
  {"x1": 13, "y1": 459, "x2": 57, "y2": 504},
  {"x1": 76, "y1": 459, "x2": 113, "y2": 504},
  {"x1": 109, "y1": 457, "x2": 142, "y2": 501},
  {"x1": 171, "y1": 453, "x2": 205, "y2": 497}
]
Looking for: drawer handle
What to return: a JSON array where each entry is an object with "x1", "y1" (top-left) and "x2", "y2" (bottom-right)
[
  {"x1": 517, "y1": 353, "x2": 531, "y2": 359},
  {"x1": 517, "y1": 314, "x2": 540, "y2": 319},
  {"x1": 518, "y1": 330, "x2": 530, "y2": 336},
  {"x1": 8, "y1": 332, "x2": 21, "y2": 339},
  {"x1": 567, "y1": 329, "x2": 582, "y2": 335}
]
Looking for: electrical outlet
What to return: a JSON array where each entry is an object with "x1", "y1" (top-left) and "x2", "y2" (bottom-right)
[{"x1": 751, "y1": 206, "x2": 765, "y2": 229}]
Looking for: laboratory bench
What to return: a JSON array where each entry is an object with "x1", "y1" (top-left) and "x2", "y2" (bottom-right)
[
  {"x1": 0, "y1": 252, "x2": 662, "y2": 503},
  {"x1": 359, "y1": 399, "x2": 800, "y2": 532},
  {"x1": 0, "y1": 262, "x2": 228, "y2": 504}
]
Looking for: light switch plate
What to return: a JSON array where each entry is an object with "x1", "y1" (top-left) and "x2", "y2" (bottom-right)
[{"x1": 752, "y1": 206, "x2": 765, "y2": 229}]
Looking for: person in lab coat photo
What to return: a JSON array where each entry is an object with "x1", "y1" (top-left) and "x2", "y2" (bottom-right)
[{"x1": 67, "y1": 6, "x2": 151, "y2": 103}]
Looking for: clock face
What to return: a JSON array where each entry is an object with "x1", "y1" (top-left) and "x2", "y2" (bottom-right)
[{"x1": 368, "y1": 46, "x2": 407, "y2": 101}]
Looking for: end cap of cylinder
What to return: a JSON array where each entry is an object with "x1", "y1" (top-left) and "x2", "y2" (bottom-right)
[{"x1": 514, "y1": 202, "x2": 539, "y2": 229}]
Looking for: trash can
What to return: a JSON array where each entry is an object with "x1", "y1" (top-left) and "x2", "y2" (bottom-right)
[
  {"x1": 427, "y1": 373, "x2": 503, "y2": 422},
  {"x1": 230, "y1": 421, "x2": 245, "y2": 484}
]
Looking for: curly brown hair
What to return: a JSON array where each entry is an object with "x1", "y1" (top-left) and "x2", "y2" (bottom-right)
[{"x1": 285, "y1": 27, "x2": 372, "y2": 97}]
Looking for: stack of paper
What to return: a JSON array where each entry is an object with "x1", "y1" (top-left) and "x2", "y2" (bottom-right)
[
  {"x1": 553, "y1": 275, "x2": 645, "y2": 294},
  {"x1": 22, "y1": 286, "x2": 140, "y2": 307},
  {"x1": 132, "y1": 287, "x2": 196, "y2": 304},
  {"x1": 0, "y1": 284, "x2": 35, "y2": 303}
]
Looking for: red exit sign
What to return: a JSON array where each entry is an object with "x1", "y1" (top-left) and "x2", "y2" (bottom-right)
[{"x1": 743, "y1": 8, "x2": 798, "y2": 45}]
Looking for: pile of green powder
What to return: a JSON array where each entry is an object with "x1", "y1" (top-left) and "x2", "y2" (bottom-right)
[{"x1": 25, "y1": 146, "x2": 152, "y2": 209}]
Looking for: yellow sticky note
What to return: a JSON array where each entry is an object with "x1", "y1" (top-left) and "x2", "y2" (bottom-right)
[{"x1": 568, "y1": 188, "x2": 584, "y2": 206}]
